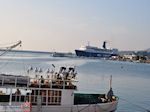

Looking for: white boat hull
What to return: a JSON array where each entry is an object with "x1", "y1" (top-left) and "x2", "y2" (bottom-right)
[{"x1": 31, "y1": 101, "x2": 118, "y2": 112}]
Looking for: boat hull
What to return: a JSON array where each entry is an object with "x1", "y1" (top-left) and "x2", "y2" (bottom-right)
[
  {"x1": 75, "y1": 50, "x2": 118, "y2": 58},
  {"x1": 31, "y1": 101, "x2": 118, "y2": 112}
]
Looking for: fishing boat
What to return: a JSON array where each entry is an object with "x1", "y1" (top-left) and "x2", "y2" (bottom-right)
[
  {"x1": 75, "y1": 41, "x2": 118, "y2": 58},
  {"x1": 0, "y1": 65, "x2": 119, "y2": 112}
]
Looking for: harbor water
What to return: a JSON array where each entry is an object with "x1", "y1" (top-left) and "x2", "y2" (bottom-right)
[{"x1": 0, "y1": 51, "x2": 150, "y2": 112}]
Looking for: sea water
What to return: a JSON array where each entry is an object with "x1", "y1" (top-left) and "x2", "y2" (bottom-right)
[{"x1": 0, "y1": 51, "x2": 150, "y2": 112}]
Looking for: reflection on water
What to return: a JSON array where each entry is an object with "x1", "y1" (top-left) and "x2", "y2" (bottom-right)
[{"x1": 0, "y1": 52, "x2": 150, "y2": 112}]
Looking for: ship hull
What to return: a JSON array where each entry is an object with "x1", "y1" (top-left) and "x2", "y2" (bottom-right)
[
  {"x1": 31, "y1": 101, "x2": 118, "y2": 112},
  {"x1": 75, "y1": 50, "x2": 118, "y2": 58},
  {"x1": 0, "y1": 101, "x2": 118, "y2": 112}
]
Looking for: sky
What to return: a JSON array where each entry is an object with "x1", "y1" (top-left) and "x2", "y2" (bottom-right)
[{"x1": 0, "y1": 0, "x2": 150, "y2": 52}]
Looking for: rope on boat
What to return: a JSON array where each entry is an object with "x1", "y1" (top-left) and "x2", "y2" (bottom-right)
[{"x1": 120, "y1": 97, "x2": 150, "y2": 112}]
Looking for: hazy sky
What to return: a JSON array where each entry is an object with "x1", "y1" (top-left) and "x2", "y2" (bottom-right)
[{"x1": 0, "y1": 0, "x2": 150, "y2": 52}]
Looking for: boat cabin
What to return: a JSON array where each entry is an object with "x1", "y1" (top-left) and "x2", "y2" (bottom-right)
[{"x1": 0, "y1": 66, "x2": 78, "y2": 107}]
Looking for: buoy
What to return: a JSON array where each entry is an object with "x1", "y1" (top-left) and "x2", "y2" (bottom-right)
[{"x1": 22, "y1": 102, "x2": 32, "y2": 112}]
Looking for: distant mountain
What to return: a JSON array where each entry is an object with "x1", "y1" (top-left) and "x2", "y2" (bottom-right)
[
  {"x1": 118, "y1": 51, "x2": 135, "y2": 55},
  {"x1": 146, "y1": 48, "x2": 150, "y2": 52}
]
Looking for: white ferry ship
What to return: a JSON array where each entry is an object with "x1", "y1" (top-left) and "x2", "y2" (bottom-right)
[{"x1": 75, "y1": 41, "x2": 118, "y2": 58}]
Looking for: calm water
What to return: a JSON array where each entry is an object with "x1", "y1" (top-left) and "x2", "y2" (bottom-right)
[{"x1": 0, "y1": 51, "x2": 150, "y2": 112}]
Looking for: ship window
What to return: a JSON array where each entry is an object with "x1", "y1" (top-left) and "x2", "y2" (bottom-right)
[
  {"x1": 10, "y1": 89, "x2": 62, "y2": 106},
  {"x1": 47, "y1": 90, "x2": 61, "y2": 105},
  {"x1": 29, "y1": 89, "x2": 61, "y2": 105},
  {"x1": 11, "y1": 89, "x2": 28, "y2": 103}
]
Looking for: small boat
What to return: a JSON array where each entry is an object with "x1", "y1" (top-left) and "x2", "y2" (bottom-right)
[
  {"x1": 0, "y1": 65, "x2": 119, "y2": 112},
  {"x1": 51, "y1": 52, "x2": 75, "y2": 57}
]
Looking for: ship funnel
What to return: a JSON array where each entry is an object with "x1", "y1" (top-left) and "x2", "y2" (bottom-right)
[{"x1": 102, "y1": 41, "x2": 107, "y2": 49}]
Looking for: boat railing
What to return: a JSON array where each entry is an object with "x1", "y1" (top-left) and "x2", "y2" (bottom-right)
[
  {"x1": 0, "y1": 87, "x2": 63, "y2": 107},
  {"x1": 0, "y1": 75, "x2": 78, "y2": 90},
  {"x1": 29, "y1": 77, "x2": 77, "y2": 89}
]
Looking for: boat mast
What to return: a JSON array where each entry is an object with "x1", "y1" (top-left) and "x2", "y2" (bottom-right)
[{"x1": 109, "y1": 75, "x2": 112, "y2": 90}]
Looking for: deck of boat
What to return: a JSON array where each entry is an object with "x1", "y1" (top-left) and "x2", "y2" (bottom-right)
[{"x1": 74, "y1": 93, "x2": 118, "y2": 105}]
